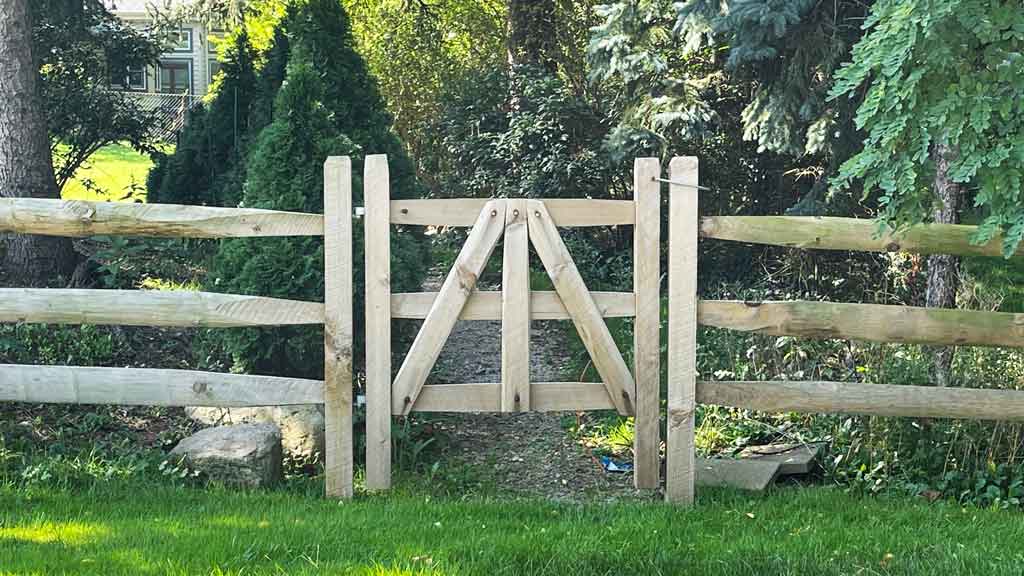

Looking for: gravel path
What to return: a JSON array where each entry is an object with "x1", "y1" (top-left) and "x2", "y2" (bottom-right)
[{"x1": 420, "y1": 272, "x2": 649, "y2": 500}]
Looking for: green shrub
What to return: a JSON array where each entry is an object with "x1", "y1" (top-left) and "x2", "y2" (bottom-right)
[
  {"x1": 0, "y1": 324, "x2": 121, "y2": 367},
  {"x1": 202, "y1": 0, "x2": 427, "y2": 379}
]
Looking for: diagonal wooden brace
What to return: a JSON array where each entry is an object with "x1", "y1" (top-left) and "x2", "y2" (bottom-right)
[
  {"x1": 526, "y1": 200, "x2": 635, "y2": 416},
  {"x1": 391, "y1": 200, "x2": 507, "y2": 415}
]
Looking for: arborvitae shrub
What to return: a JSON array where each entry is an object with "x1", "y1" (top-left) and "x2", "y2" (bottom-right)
[{"x1": 203, "y1": 1, "x2": 427, "y2": 379}]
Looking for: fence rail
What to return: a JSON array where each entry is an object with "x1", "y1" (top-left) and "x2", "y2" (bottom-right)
[
  {"x1": 0, "y1": 198, "x2": 324, "y2": 238},
  {"x1": 700, "y1": 215, "x2": 1019, "y2": 258},
  {"x1": 0, "y1": 365, "x2": 324, "y2": 407},
  {"x1": 390, "y1": 198, "x2": 636, "y2": 227},
  {"x1": 1, "y1": 289, "x2": 324, "y2": 327},
  {"x1": 697, "y1": 300, "x2": 1024, "y2": 348}
]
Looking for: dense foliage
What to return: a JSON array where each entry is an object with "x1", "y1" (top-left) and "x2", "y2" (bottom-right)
[{"x1": 829, "y1": 0, "x2": 1024, "y2": 256}]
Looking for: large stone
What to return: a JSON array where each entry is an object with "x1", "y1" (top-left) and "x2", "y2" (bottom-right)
[
  {"x1": 185, "y1": 406, "x2": 324, "y2": 461},
  {"x1": 170, "y1": 423, "x2": 282, "y2": 487}
]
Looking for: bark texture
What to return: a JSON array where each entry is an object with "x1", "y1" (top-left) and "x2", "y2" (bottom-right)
[
  {"x1": 0, "y1": 0, "x2": 76, "y2": 286},
  {"x1": 926, "y1": 139, "x2": 961, "y2": 387}
]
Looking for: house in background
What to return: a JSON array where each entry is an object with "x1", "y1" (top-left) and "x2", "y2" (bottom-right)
[{"x1": 103, "y1": 0, "x2": 223, "y2": 98}]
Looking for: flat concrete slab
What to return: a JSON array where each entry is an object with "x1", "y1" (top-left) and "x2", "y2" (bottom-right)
[
  {"x1": 737, "y1": 442, "x2": 825, "y2": 476},
  {"x1": 695, "y1": 457, "x2": 780, "y2": 491}
]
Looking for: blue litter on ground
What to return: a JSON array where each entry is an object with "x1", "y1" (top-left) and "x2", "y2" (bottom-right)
[{"x1": 600, "y1": 456, "x2": 633, "y2": 473}]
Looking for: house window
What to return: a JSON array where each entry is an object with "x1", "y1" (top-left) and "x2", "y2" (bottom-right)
[
  {"x1": 169, "y1": 28, "x2": 193, "y2": 52},
  {"x1": 158, "y1": 60, "x2": 192, "y2": 94},
  {"x1": 208, "y1": 59, "x2": 222, "y2": 84},
  {"x1": 126, "y1": 66, "x2": 147, "y2": 91},
  {"x1": 109, "y1": 65, "x2": 147, "y2": 91}
]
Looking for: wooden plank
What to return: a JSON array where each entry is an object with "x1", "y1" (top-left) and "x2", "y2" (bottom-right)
[
  {"x1": 667, "y1": 156, "x2": 698, "y2": 505},
  {"x1": 391, "y1": 290, "x2": 635, "y2": 320},
  {"x1": 695, "y1": 458, "x2": 780, "y2": 492},
  {"x1": 391, "y1": 198, "x2": 635, "y2": 227},
  {"x1": 633, "y1": 157, "x2": 661, "y2": 490},
  {"x1": 406, "y1": 382, "x2": 615, "y2": 413},
  {"x1": 698, "y1": 300, "x2": 1024, "y2": 348},
  {"x1": 0, "y1": 365, "x2": 323, "y2": 406},
  {"x1": 0, "y1": 288, "x2": 323, "y2": 327},
  {"x1": 364, "y1": 154, "x2": 392, "y2": 490},
  {"x1": 323, "y1": 156, "x2": 353, "y2": 498},
  {"x1": 501, "y1": 199, "x2": 530, "y2": 412},
  {"x1": 0, "y1": 198, "x2": 323, "y2": 238},
  {"x1": 700, "y1": 216, "x2": 1022, "y2": 258},
  {"x1": 697, "y1": 380, "x2": 1024, "y2": 421},
  {"x1": 527, "y1": 200, "x2": 632, "y2": 415},
  {"x1": 391, "y1": 200, "x2": 507, "y2": 415}
]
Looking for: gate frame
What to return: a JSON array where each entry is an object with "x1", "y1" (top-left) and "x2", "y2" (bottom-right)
[{"x1": 363, "y1": 155, "x2": 663, "y2": 492}]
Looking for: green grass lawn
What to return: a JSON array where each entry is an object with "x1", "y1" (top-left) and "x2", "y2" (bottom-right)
[
  {"x1": 2, "y1": 482, "x2": 1024, "y2": 575},
  {"x1": 60, "y1": 143, "x2": 155, "y2": 203}
]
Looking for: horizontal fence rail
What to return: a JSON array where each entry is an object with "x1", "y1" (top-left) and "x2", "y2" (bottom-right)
[
  {"x1": 407, "y1": 382, "x2": 615, "y2": 413},
  {"x1": 697, "y1": 380, "x2": 1024, "y2": 421},
  {"x1": 0, "y1": 198, "x2": 324, "y2": 238},
  {"x1": 700, "y1": 216, "x2": 1019, "y2": 258},
  {"x1": 391, "y1": 291, "x2": 635, "y2": 320},
  {"x1": 1, "y1": 289, "x2": 325, "y2": 327},
  {"x1": 0, "y1": 365, "x2": 324, "y2": 406},
  {"x1": 390, "y1": 199, "x2": 636, "y2": 227},
  {"x1": 698, "y1": 300, "x2": 1024, "y2": 348}
]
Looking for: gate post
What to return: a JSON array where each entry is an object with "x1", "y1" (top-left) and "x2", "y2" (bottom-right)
[
  {"x1": 633, "y1": 158, "x2": 661, "y2": 489},
  {"x1": 364, "y1": 154, "x2": 393, "y2": 490},
  {"x1": 667, "y1": 156, "x2": 699, "y2": 504},
  {"x1": 324, "y1": 156, "x2": 354, "y2": 498}
]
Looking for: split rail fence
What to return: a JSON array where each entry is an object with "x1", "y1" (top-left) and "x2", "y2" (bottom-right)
[
  {"x1": 4, "y1": 154, "x2": 1024, "y2": 504},
  {"x1": 0, "y1": 156, "x2": 355, "y2": 498},
  {"x1": 667, "y1": 156, "x2": 1024, "y2": 503}
]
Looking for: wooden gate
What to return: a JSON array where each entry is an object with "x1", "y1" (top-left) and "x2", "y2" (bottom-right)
[{"x1": 362, "y1": 156, "x2": 663, "y2": 491}]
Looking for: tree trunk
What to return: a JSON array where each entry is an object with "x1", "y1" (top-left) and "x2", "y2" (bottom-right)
[
  {"x1": 0, "y1": 0, "x2": 76, "y2": 287},
  {"x1": 506, "y1": 0, "x2": 558, "y2": 72},
  {"x1": 926, "y1": 139, "x2": 961, "y2": 387}
]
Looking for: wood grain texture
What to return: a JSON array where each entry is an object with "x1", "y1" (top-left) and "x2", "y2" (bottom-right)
[
  {"x1": 0, "y1": 198, "x2": 323, "y2": 238},
  {"x1": 700, "y1": 216, "x2": 1020, "y2": 258},
  {"x1": 633, "y1": 157, "x2": 661, "y2": 490},
  {"x1": 698, "y1": 300, "x2": 1024, "y2": 348},
  {"x1": 391, "y1": 200, "x2": 507, "y2": 415},
  {"x1": 323, "y1": 156, "x2": 353, "y2": 498},
  {"x1": 390, "y1": 291, "x2": 635, "y2": 320},
  {"x1": 364, "y1": 154, "x2": 392, "y2": 490},
  {"x1": 527, "y1": 200, "x2": 633, "y2": 415},
  {"x1": 697, "y1": 380, "x2": 1024, "y2": 421},
  {"x1": 501, "y1": 199, "x2": 530, "y2": 412},
  {"x1": 667, "y1": 156, "x2": 698, "y2": 505},
  {"x1": 390, "y1": 198, "x2": 635, "y2": 227},
  {"x1": 0, "y1": 288, "x2": 324, "y2": 327},
  {"x1": 406, "y1": 382, "x2": 615, "y2": 413},
  {"x1": 0, "y1": 365, "x2": 323, "y2": 406}
]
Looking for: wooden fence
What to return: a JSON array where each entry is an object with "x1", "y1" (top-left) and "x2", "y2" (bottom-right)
[
  {"x1": 0, "y1": 156, "x2": 355, "y2": 498},
  {"x1": 667, "y1": 156, "x2": 1024, "y2": 504},
  {"x1": 5, "y1": 153, "x2": 1024, "y2": 505}
]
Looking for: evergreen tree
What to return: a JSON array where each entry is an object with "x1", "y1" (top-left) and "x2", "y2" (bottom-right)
[{"x1": 204, "y1": 0, "x2": 427, "y2": 378}]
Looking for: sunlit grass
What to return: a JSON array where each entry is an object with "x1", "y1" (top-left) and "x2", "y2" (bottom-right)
[
  {"x1": 59, "y1": 143, "x2": 158, "y2": 203},
  {"x1": 0, "y1": 521, "x2": 108, "y2": 546},
  {"x1": 3, "y1": 482, "x2": 1024, "y2": 575}
]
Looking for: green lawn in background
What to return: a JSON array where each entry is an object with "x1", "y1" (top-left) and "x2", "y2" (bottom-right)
[
  {"x1": 2, "y1": 482, "x2": 1024, "y2": 575},
  {"x1": 60, "y1": 143, "x2": 155, "y2": 203}
]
